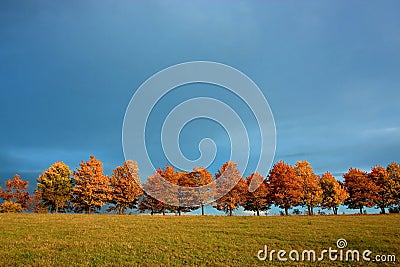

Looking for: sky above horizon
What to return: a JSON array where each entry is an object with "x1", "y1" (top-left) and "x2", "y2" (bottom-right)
[{"x1": 1, "y1": 1, "x2": 399, "y2": 214}]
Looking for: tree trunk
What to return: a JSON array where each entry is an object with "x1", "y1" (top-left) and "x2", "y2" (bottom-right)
[
  {"x1": 380, "y1": 207, "x2": 386, "y2": 214},
  {"x1": 88, "y1": 206, "x2": 91, "y2": 214},
  {"x1": 308, "y1": 206, "x2": 311, "y2": 216},
  {"x1": 310, "y1": 206, "x2": 314, "y2": 216},
  {"x1": 256, "y1": 210, "x2": 260, "y2": 216},
  {"x1": 285, "y1": 207, "x2": 289, "y2": 216},
  {"x1": 333, "y1": 207, "x2": 338, "y2": 215},
  {"x1": 359, "y1": 207, "x2": 363, "y2": 214},
  {"x1": 229, "y1": 207, "x2": 232, "y2": 216},
  {"x1": 55, "y1": 205, "x2": 58, "y2": 213},
  {"x1": 201, "y1": 204, "x2": 204, "y2": 216},
  {"x1": 178, "y1": 209, "x2": 181, "y2": 216},
  {"x1": 162, "y1": 210, "x2": 165, "y2": 216}
]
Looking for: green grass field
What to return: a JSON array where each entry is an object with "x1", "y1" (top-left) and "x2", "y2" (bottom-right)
[{"x1": 0, "y1": 214, "x2": 399, "y2": 266}]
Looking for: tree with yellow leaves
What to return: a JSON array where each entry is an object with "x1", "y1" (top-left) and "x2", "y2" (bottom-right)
[
  {"x1": 319, "y1": 172, "x2": 348, "y2": 215},
  {"x1": 294, "y1": 161, "x2": 323, "y2": 215},
  {"x1": 37, "y1": 161, "x2": 72, "y2": 213},
  {"x1": 71, "y1": 155, "x2": 112, "y2": 213},
  {"x1": 387, "y1": 162, "x2": 400, "y2": 209}
]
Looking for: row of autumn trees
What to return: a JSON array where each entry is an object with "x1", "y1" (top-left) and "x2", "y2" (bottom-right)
[{"x1": 1, "y1": 155, "x2": 400, "y2": 216}]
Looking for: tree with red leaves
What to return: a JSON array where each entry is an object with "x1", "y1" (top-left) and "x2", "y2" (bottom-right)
[
  {"x1": 0, "y1": 174, "x2": 30, "y2": 212},
  {"x1": 343, "y1": 168, "x2": 375, "y2": 214}
]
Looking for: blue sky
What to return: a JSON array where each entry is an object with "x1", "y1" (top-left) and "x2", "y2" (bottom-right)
[{"x1": 1, "y1": 1, "x2": 399, "y2": 214}]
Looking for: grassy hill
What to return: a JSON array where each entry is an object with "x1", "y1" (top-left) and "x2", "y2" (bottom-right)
[{"x1": 0, "y1": 214, "x2": 399, "y2": 266}]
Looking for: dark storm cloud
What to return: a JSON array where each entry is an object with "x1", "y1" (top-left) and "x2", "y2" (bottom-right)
[{"x1": 0, "y1": 1, "x2": 399, "y2": 194}]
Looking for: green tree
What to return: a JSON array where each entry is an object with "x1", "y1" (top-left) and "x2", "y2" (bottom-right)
[{"x1": 37, "y1": 161, "x2": 73, "y2": 213}]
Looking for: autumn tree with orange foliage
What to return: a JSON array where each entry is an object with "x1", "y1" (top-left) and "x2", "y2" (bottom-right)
[
  {"x1": 319, "y1": 172, "x2": 348, "y2": 215},
  {"x1": 343, "y1": 168, "x2": 375, "y2": 214},
  {"x1": 139, "y1": 170, "x2": 170, "y2": 215},
  {"x1": 28, "y1": 190, "x2": 48, "y2": 213},
  {"x1": 387, "y1": 162, "x2": 400, "y2": 208},
  {"x1": 156, "y1": 165, "x2": 193, "y2": 215},
  {"x1": 188, "y1": 167, "x2": 214, "y2": 216},
  {"x1": 268, "y1": 161, "x2": 302, "y2": 215},
  {"x1": 138, "y1": 166, "x2": 176, "y2": 215},
  {"x1": 163, "y1": 166, "x2": 214, "y2": 215},
  {"x1": 139, "y1": 166, "x2": 214, "y2": 215},
  {"x1": 242, "y1": 172, "x2": 270, "y2": 216},
  {"x1": 71, "y1": 155, "x2": 112, "y2": 213},
  {"x1": 37, "y1": 161, "x2": 73, "y2": 213},
  {"x1": 294, "y1": 161, "x2": 322, "y2": 215},
  {"x1": 214, "y1": 161, "x2": 248, "y2": 216},
  {"x1": 170, "y1": 169, "x2": 195, "y2": 215},
  {"x1": 368, "y1": 166, "x2": 395, "y2": 214},
  {"x1": 0, "y1": 174, "x2": 30, "y2": 212},
  {"x1": 138, "y1": 193, "x2": 167, "y2": 215},
  {"x1": 108, "y1": 160, "x2": 143, "y2": 214}
]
